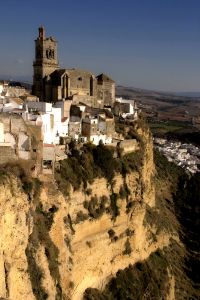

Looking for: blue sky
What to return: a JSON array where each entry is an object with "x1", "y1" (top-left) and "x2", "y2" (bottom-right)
[{"x1": 0, "y1": 0, "x2": 200, "y2": 92}]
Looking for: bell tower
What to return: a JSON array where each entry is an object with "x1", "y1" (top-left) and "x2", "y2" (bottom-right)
[{"x1": 32, "y1": 26, "x2": 59, "y2": 101}]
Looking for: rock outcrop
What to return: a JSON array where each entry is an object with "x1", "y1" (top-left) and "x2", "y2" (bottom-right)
[{"x1": 0, "y1": 123, "x2": 175, "y2": 300}]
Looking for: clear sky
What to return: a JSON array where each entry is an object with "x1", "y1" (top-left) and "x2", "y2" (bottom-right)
[{"x1": 0, "y1": 0, "x2": 200, "y2": 92}]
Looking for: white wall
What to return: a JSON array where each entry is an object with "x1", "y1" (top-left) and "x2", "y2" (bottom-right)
[
  {"x1": 98, "y1": 119, "x2": 106, "y2": 134},
  {"x1": 4, "y1": 133, "x2": 16, "y2": 148},
  {"x1": 89, "y1": 134, "x2": 106, "y2": 145},
  {"x1": 60, "y1": 119, "x2": 69, "y2": 136},
  {"x1": 26, "y1": 103, "x2": 65, "y2": 145},
  {"x1": 0, "y1": 85, "x2": 3, "y2": 95},
  {"x1": 2, "y1": 101, "x2": 23, "y2": 112},
  {"x1": 41, "y1": 114, "x2": 54, "y2": 144}
]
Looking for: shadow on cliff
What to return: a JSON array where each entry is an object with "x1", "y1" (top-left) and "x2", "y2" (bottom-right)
[
  {"x1": 173, "y1": 173, "x2": 200, "y2": 290},
  {"x1": 84, "y1": 250, "x2": 169, "y2": 300},
  {"x1": 83, "y1": 150, "x2": 200, "y2": 299}
]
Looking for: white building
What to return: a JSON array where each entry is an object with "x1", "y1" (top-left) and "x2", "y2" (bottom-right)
[
  {"x1": 26, "y1": 101, "x2": 69, "y2": 144},
  {"x1": 0, "y1": 97, "x2": 24, "y2": 112},
  {"x1": 114, "y1": 97, "x2": 139, "y2": 119},
  {"x1": 0, "y1": 83, "x2": 3, "y2": 96},
  {"x1": 82, "y1": 116, "x2": 112, "y2": 145}
]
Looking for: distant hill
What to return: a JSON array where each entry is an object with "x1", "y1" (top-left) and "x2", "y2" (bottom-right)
[
  {"x1": 116, "y1": 85, "x2": 200, "y2": 121},
  {"x1": 0, "y1": 78, "x2": 32, "y2": 90},
  {"x1": 116, "y1": 85, "x2": 200, "y2": 102},
  {"x1": 174, "y1": 92, "x2": 200, "y2": 97}
]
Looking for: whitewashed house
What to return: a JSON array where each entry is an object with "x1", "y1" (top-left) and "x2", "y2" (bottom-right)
[
  {"x1": 82, "y1": 116, "x2": 112, "y2": 145},
  {"x1": 26, "y1": 101, "x2": 69, "y2": 144},
  {"x1": 114, "y1": 97, "x2": 139, "y2": 120}
]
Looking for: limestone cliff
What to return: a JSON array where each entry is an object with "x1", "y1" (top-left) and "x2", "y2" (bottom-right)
[{"x1": 0, "y1": 122, "x2": 178, "y2": 300}]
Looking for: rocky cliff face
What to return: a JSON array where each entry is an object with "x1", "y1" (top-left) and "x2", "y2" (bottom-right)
[{"x1": 0, "y1": 123, "x2": 176, "y2": 300}]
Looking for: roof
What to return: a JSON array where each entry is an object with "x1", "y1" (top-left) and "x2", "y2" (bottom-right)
[
  {"x1": 69, "y1": 116, "x2": 81, "y2": 123},
  {"x1": 43, "y1": 143, "x2": 55, "y2": 148},
  {"x1": 85, "y1": 106, "x2": 113, "y2": 118},
  {"x1": 61, "y1": 117, "x2": 68, "y2": 122},
  {"x1": 50, "y1": 68, "x2": 95, "y2": 86},
  {"x1": 85, "y1": 106, "x2": 104, "y2": 115},
  {"x1": 10, "y1": 97, "x2": 24, "y2": 105},
  {"x1": 11, "y1": 108, "x2": 26, "y2": 113},
  {"x1": 96, "y1": 73, "x2": 115, "y2": 83}
]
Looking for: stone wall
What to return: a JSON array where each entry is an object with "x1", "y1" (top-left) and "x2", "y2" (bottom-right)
[
  {"x1": 118, "y1": 139, "x2": 139, "y2": 154},
  {"x1": 0, "y1": 113, "x2": 43, "y2": 174},
  {"x1": 97, "y1": 81, "x2": 115, "y2": 106}
]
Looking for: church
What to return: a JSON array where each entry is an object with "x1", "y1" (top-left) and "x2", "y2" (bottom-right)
[{"x1": 32, "y1": 27, "x2": 115, "y2": 108}]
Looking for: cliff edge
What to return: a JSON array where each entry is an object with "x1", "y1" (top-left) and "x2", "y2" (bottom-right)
[{"x1": 0, "y1": 120, "x2": 185, "y2": 300}]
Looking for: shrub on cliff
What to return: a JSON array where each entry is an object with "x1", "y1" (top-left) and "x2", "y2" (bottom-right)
[
  {"x1": 56, "y1": 143, "x2": 120, "y2": 192},
  {"x1": 56, "y1": 142, "x2": 143, "y2": 195},
  {"x1": 92, "y1": 143, "x2": 120, "y2": 182},
  {"x1": 154, "y1": 148, "x2": 184, "y2": 181},
  {"x1": 120, "y1": 150, "x2": 143, "y2": 175},
  {"x1": 0, "y1": 161, "x2": 42, "y2": 200},
  {"x1": 84, "y1": 250, "x2": 169, "y2": 300}
]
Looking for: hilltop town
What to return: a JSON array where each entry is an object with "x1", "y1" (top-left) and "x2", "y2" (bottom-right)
[
  {"x1": 0, "y1": 26, "x2": 200, "y2": 300},
  {"x1": 0, "y1": 27, "x2": 140, "y2": 175},
  {"x1": 1, "y1": 27, "x2": 200, "y2": 178}
]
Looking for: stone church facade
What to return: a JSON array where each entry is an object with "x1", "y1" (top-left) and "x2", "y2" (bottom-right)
[{"x1": 32, "y1": 27, "x2": 115, "y2": 107}]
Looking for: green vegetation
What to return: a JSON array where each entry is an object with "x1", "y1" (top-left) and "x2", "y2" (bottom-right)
[
  {"x1": 83, "y1": 195, "x2": 108, "y2": 220},
  {"x1": 86, "y1": 241, "x2": 92, "y2": 248},
  {"x1": 83, "y1": 143, "x2": 200, "y2": 299},
  {"x1": 63, "y1": 215, "x2": 75, "y2": 234},
  {"x1": 148, "y1": 119, "x2": 200, "y2": 147},
  {"x1": 56, "y1": 142, "x2": 143, "y2": 196},
  {"x1": 84, "y1": 250, "x2": 169, "y2": 300},
  {"x1": 0, "y1": 162, "x2": 64, "y2": 299},
  {"x1": 173, "y1": 173, "x2": 200, "y2": 286},
  {"x1": 109, "y1": 193, "x2": 119, "y2": 220},
  {"x1": 82, "y1": 194, "x2": 121, "y2": 222},
  {"x1": 119, "y1": 184, "x2": 130, "y2": 199},
  {"x1": 56, "y1": 143, "x2": 119, "y2": 194},
  {"x1": 26, "y1": 200, "x2": 61, "y2": 300},
  {"x1": 143, "y1": 205, "x2": 172, "y2": 234},
  {"x1": 154, "y1": 149, "x2": 200, "y2": 297},
  {"x1": 0, "y1": 161, "x2": 42, "y2": 200},
  {"x1": 115, "y1": 116, "x2": 147, "y2": 141},
  {"x1": 154, "y1": 148, "x2": 184, "y2": 182},
  {"x1": 0, "y1": 169, "x2": 8, "y2": 181},
  {"x1": 108, "y1": 229, "x2": 118, "y2": 242},
  {"x1": 64, "y1": 235, "x2": 72, "y2": 253},
  {"x1": 25, "y1": 245, "x2": 48, "y2": 300},
  {"x1": 125, "y1": 228, "x2": 134, "y2": 237},
  {"x1": 75, "y1": 210, "x2": 88, "y2": 223},
  {"x1": 148, "y1": 119, "x2": 190, "y2": 136},
  {"x1": 144, "y1": 149, "x2": 184, "y2": 234},
  {"x1": 108, "y1": 229, "x2": 115, "y2": 239},
  {"x1": 121, "y1": 151, "x2": 143, "y2": 175},
  {"x1": 123, "y1": 239, "x2": 132, "y2": 255}
]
